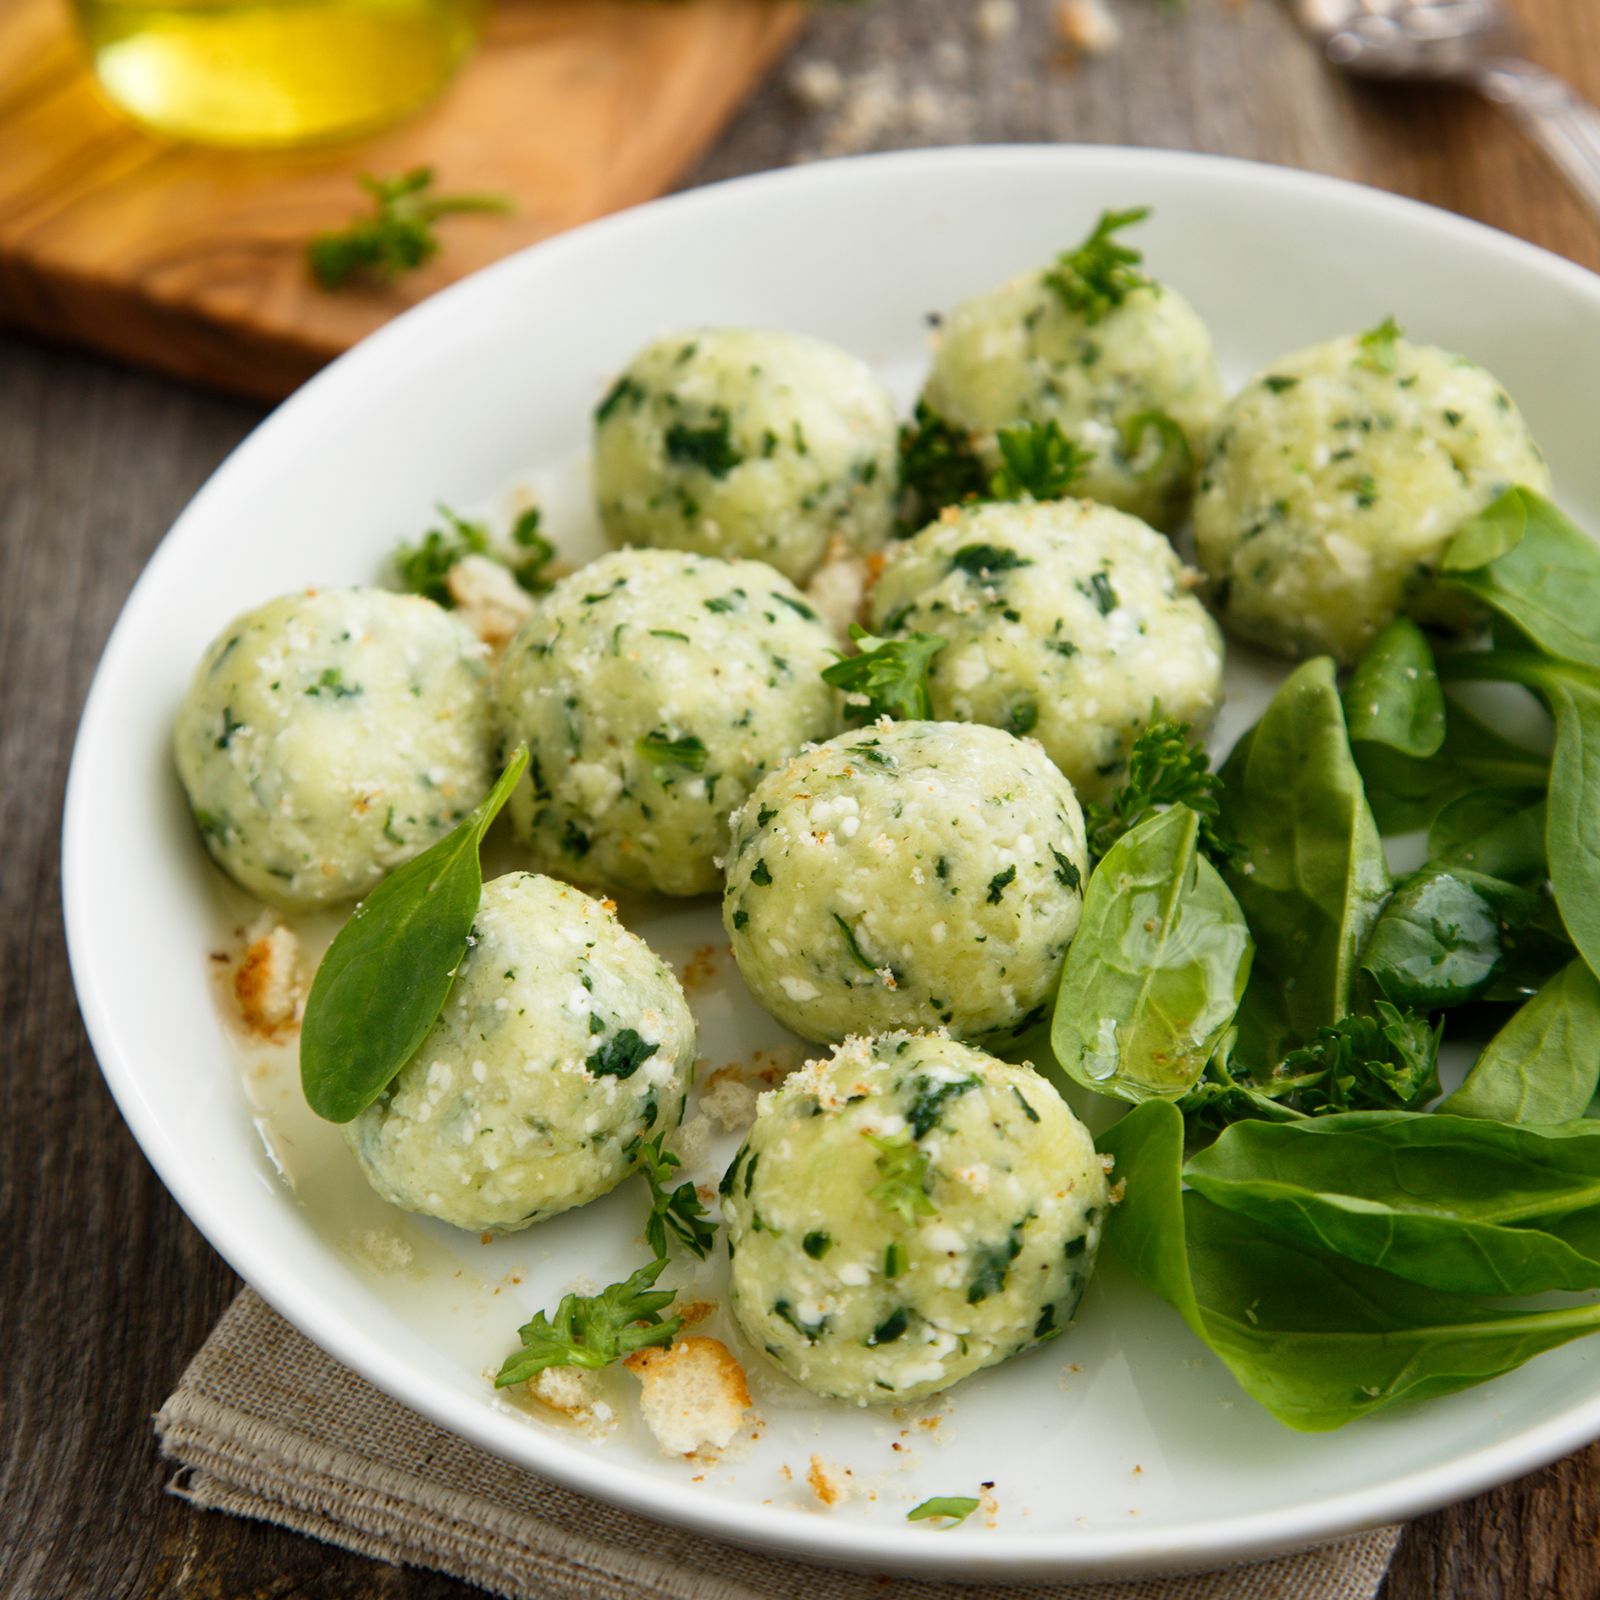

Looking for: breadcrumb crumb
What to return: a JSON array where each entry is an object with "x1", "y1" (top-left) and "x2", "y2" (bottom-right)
[
  {"x1": 445, "y1": 554, "x2": 537, "y2": 650},
  {"x1": 232, "y1": 919, "x2": 303, "y2": 1038},
  {"x1": 625, "y1": 1337, "x2": 753, "y2": 1456}
]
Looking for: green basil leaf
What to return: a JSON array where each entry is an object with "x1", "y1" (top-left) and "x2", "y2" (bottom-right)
[
  {"x1": 300, "y1": 746, "x2": 528, "y2": 1123},
  {"x1": 1185, "y1": 1112, "x2": 1600, "y2": 1296},
  {"x1": 1439, "y1": 959, "x2": 1600, "y2": 1123},
  {"x1": 1342, "y1": 617, "x2": 1445, "y2": 759},
  {"x1": 1442, "y1": 487, "x2": 1600, "y2": 670},
  {"x1": 1052, "y1": 806, "x2": 1252, "y2": 1102},
  {"x1": 1360, "y1": 867, "x2": 1547, "y2": 1009},
  {"x1": 1220, "y1": 658, "x2": 1390, "y2": 1064},
  {"x1": 1101, "y1": 1100, "x2": 1600, "y2": 1432}
]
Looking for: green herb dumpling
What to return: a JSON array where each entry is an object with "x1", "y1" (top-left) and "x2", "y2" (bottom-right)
[
  {"x1": 723, "y1": 721, "x2": 1088, "y2": 1047},
  {"x1": 495, "y1": 548, "x2": 841, "y2": 896},
  {"x1": 345, "y1": 872, "x2": 696, "y2": 1233},
  {"x1": 592, "y1": 328, "x2": 899, "y2": 584},
  {"x1": 722, "y1": 1032, "x2": 1109, "y2": 1404},
  {"x1": 173, "y1": 587, "x2": 495, "y2": 910},
  {"x1": 868, "y1": 499, "x2": 1224, "y2": 802},
  {"x1": 1193, "y1": 324, "x2": 1551, "y2": 664},
  {"x1": 920, "y1": 214, "x2": 1223, "y2": 529}
]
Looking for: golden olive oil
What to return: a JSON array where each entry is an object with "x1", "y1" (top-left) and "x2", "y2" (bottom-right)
[{"x1": 74, "y1": 0, "x2": 485, "y2": 148}]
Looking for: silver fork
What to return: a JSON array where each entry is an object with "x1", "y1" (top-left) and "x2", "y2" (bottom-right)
[{"x1": 1296, "y1": 0, "x2": 1600, "y2": 219}]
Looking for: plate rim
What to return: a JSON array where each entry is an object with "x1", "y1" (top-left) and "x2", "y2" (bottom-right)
[{"x1": 62, "y1": 142, "x2": 1600, "y2": 1579}]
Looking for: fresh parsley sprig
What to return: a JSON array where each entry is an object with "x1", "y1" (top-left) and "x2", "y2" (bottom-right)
[
  {"x1": 393, "y1": 504, "x2": 554, "y2": 607},
  {"x1": 990, "y1": 419, "x2": 1094, "y2": 501},
  {"x1": 493, "y1": 1257, "x2": 680, "y2": 1388},
  {"x1": 637, "y1": 1132, "x2": 718, "y2": 1260},
  {"x1": 822, "y1": 625, "x2": 947, "y2": 722},
  {"x1": 1084, "y1": 717, "x2": 1234, "y2": 867},
  {"x1": 309, "y1": 167, "x2": 512, "y2": 290},
  {"x1": 1042, "y1": 207, "x2": 1153, "y2": 324},
  {"x1": 897, "y1": 400, "x2": 989, "y2": 533}
]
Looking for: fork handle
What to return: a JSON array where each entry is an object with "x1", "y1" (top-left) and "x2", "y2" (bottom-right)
[{"x1": 1475, "y1": 58, "x2": 1600, "y2": 220}]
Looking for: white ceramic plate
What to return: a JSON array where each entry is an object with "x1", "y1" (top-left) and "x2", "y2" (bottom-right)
[{"x1": 64, "y1": 147, "x2": 1600, "y2": 1582}]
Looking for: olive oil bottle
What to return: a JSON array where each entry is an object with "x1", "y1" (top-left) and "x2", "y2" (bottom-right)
[{"x1": 74, "y1": 0, "x2": 485, "y2": 148}]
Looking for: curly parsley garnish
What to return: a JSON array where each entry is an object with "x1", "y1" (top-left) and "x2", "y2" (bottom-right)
[
  {"x1": 990, "y1": 419, "x2": 1094, "y2": 501},
  {"x1": 308, "y1": 168, "x2": 511, "y2": 290},
  {"x1": 897, "y1": 400, "x2": 989, "y2": 533},
  {"x1": 393, "y1": 504, "x2": 554, "y2": 606},
  {"x1": 822, "y1": 625, "x2": 947, "y2": 722},
  {"x1": 1084, "y1": 716, "x2": 1233, "y2": 866},
  {"x1": 493, "y1": 1257, "x2": 679, "y2": 1387},
  {"x1": 1042, "y1": 207, "x2": 1152, "y2": 324}
]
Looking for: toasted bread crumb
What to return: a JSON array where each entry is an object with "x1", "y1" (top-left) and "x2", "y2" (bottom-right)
[
  {"x1": 446, "y1": 554, "x2": 537, "y2": 650},
  {"x1": 529, "y1": 1366, "x2": 616, "y2": 1435},
  {"x1": 678, "y1": 943, "x2": 724, "y2": 994},
  {"x1": 232, "y1": 920, "x2": 303, "y2": 1038},
  {"x1": 806, "y1": 1453, "x2": 856, "y2": 1508},
  {"x1": 625, "y1": 1337, "x2": 753, "y2": 1456}
]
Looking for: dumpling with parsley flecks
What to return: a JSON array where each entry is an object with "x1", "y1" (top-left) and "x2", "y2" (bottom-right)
[
  {"x1": 495, "y1": 547, "x2": 842, "y2": 896},
  {"x1": 345, "y1": 871, "x2": 696, "y2": 1233},
  {"x1": 867, "y1": 499, "x2": 1223, "y2": 802},
  {"x1": 721, "y1": 1032, "x2": 1109, "y2": 1405},
  {"x1": 173, "y1": 587, "x2": 495, "y2": 911},
  {"x1": 723, "y1": 720, "x2": 1089, "y2": 1048},
  {"x1": 593, "y1": 328, "x2": 899, "y2": 584},
  {"x1": 918, "y1": 209, "x2": 1223, "y2": 530},
  {"x1": 1193, "y1": 321, "x2": 1551, "y2": 664}
]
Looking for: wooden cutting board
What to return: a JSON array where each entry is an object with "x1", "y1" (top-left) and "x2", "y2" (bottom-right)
[{"x1": 0, "y1": 0, "x2": 802, "y2": 399}]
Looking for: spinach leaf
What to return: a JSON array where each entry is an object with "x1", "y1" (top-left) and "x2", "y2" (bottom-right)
[
  {"x1": 1443, "y1": 651, "x2": 1600, "y2": 980},
  {"x1": 1427, "y1": 791, "x2": 1547, "y2": 885},
  {"x1": 300, "y1": 747, "x2": 528, "y2": 1123},
  {"x1": 1439, "y1": 959, "x2": 1600, "y2": 1123},
  {"x1": 1101, "y1": 1100, "x2": 1600, "y2": 1431},
  {"x1": 1441, "y1": 487, "x2": 1600, "y2": 671},
  {"x1": 1053, "y1": 806, "x2": 1253, "y2": 1102},
  {"x1": 1360, "y1": 867, "x2": 1549, "y2": 1008},
  {"x1": 1354, "y1": 699, "x2": 1549, "y2": 837},
  {"x1": 1220, "y1": 659, "x2": 1390, "y2": 1063},
  {"x1": 1185, "y1": 1112, "x2": 1600, "y2": 1296},
  {"x1": 1342, "y1": 617, "x2": 1445, "y2": 759}
]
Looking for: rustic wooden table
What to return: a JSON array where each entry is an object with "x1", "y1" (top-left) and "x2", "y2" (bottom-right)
[{"x1": 7, "y1": 1, "x2": 1600, "y2": 1595}]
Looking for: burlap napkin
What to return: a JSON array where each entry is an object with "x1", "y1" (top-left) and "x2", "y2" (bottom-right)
[{"x1": 154, "y1": 1291, "x2": 1401, "y2": 1600}]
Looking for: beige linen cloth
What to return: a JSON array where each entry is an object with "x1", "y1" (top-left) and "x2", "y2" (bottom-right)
[{"x1": 156, "y1": 1291, "x2": 1400, "y2": 1600}]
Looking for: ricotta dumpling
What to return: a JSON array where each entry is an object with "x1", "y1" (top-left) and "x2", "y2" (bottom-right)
[
  {"x1": 722, "y1": 1032, "x2": 1108, "y2": 1405},
  {"x1": 345, "y1": 872, "x2": 695, "y2": 1233},
  {"x1": 496, "y1": 548, "x2": 841, "y2": 896},
  {"x1": 1193, "y1": 327, "x2": 1551, "y2": 664},
  {"x1": 592, "y1": 328, "x2": 899, "y2": 584},
  {"x1": 173, "y1": 587, "x2": 495, "y2": 911},
  {"x1": 921, "y1": 228, "x2": 1223, "y2": 529},
  {"x1": 723, "y1": 721, "x2": 1088, "y2": 1046},
  {"x1": 868, "y1": 500, "x2": 1224, "y2": 802}
]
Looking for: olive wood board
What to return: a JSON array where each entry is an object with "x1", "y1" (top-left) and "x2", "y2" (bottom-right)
[{"x1": 0, "y1": 0, "x2": 803, "y2": 399}]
